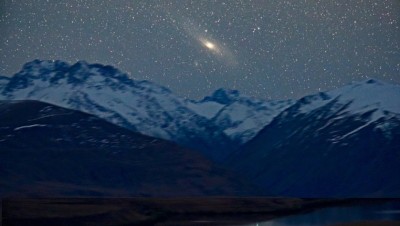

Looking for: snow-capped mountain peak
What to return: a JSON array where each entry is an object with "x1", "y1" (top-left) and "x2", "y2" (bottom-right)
[
  {"x1": 328, "y1": 79, "x2": 400, "y2": 114},
  {"x1": 187, "y1": 88, "x2": 295, "y2": 144},
  {"x1": 297, "y1": 78, "x2": 400, "y2": 121}
]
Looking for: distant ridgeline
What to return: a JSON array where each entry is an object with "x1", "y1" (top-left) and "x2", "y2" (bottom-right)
[{"x1": 0, "y1": 59, "x2": 399, "y2": 197}]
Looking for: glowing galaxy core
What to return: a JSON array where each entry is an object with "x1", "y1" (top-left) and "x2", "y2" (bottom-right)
[
  {"x1": 204, "y1": 41, "x2": 216, "y2": 50},
  {"x1": 199, "y1": 38, "x2": 220, "y2": 54}
]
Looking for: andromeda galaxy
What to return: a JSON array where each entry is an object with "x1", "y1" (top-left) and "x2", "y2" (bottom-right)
[
  {"x1": 199, "y1": 38, "x2": 221, "y2": 55},
  {"x1": 168, "y1": 14, "x2": 238, "y2": 67}
]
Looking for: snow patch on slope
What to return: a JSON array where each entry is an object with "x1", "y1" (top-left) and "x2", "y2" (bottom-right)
[
  {"x1": 14, "y1": 124, "x2": 48, "y2": 131},
  {"x1": 186, "y1": 101, "x2": 224, "y2": 119}
]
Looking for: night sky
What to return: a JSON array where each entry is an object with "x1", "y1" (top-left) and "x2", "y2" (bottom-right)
[{"x1": 0, "y1": 0, "x2": 399, "y2": 99}]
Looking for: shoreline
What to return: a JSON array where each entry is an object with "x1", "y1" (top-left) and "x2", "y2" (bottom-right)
[{"x1": 2, "y1": 197, "x2": 398, "y2": 226}]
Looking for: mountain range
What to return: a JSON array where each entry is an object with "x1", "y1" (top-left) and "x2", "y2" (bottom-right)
[
  {"x1": 1, "y1": 59, "x2": 399, "y2": 197},
  {"x1": 0, "y1": 60, "x2": 293, "y2": 161}
]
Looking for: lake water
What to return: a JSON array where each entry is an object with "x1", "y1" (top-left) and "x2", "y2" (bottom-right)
[{"x1": 245, "y1": 200, "x2": 400, "y2": 226}]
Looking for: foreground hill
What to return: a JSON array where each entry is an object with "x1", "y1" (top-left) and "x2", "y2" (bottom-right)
[
  {"x1": 0, "y1": 100, "x2": 258, "y2": 197},
  {"x1": 227, "y1": 79, "x2": 400, "y2": 197}
]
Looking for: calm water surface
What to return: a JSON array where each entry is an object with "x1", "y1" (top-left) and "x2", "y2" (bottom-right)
[{"x1": 245, "y1": 201, "x2": 400, "y2": 226}]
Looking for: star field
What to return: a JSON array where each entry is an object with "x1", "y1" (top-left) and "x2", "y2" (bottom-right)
[{"x1": 0, "y1": 0, "x2": 399, "y2": 99}]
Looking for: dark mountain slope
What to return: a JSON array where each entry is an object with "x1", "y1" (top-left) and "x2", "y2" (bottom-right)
[
  {"x1": 227, "y1": 80, "x2": 400, "y2": 197},
  {"x1": 0, "y1": 100, "x2": 259, "y2": 197}
]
